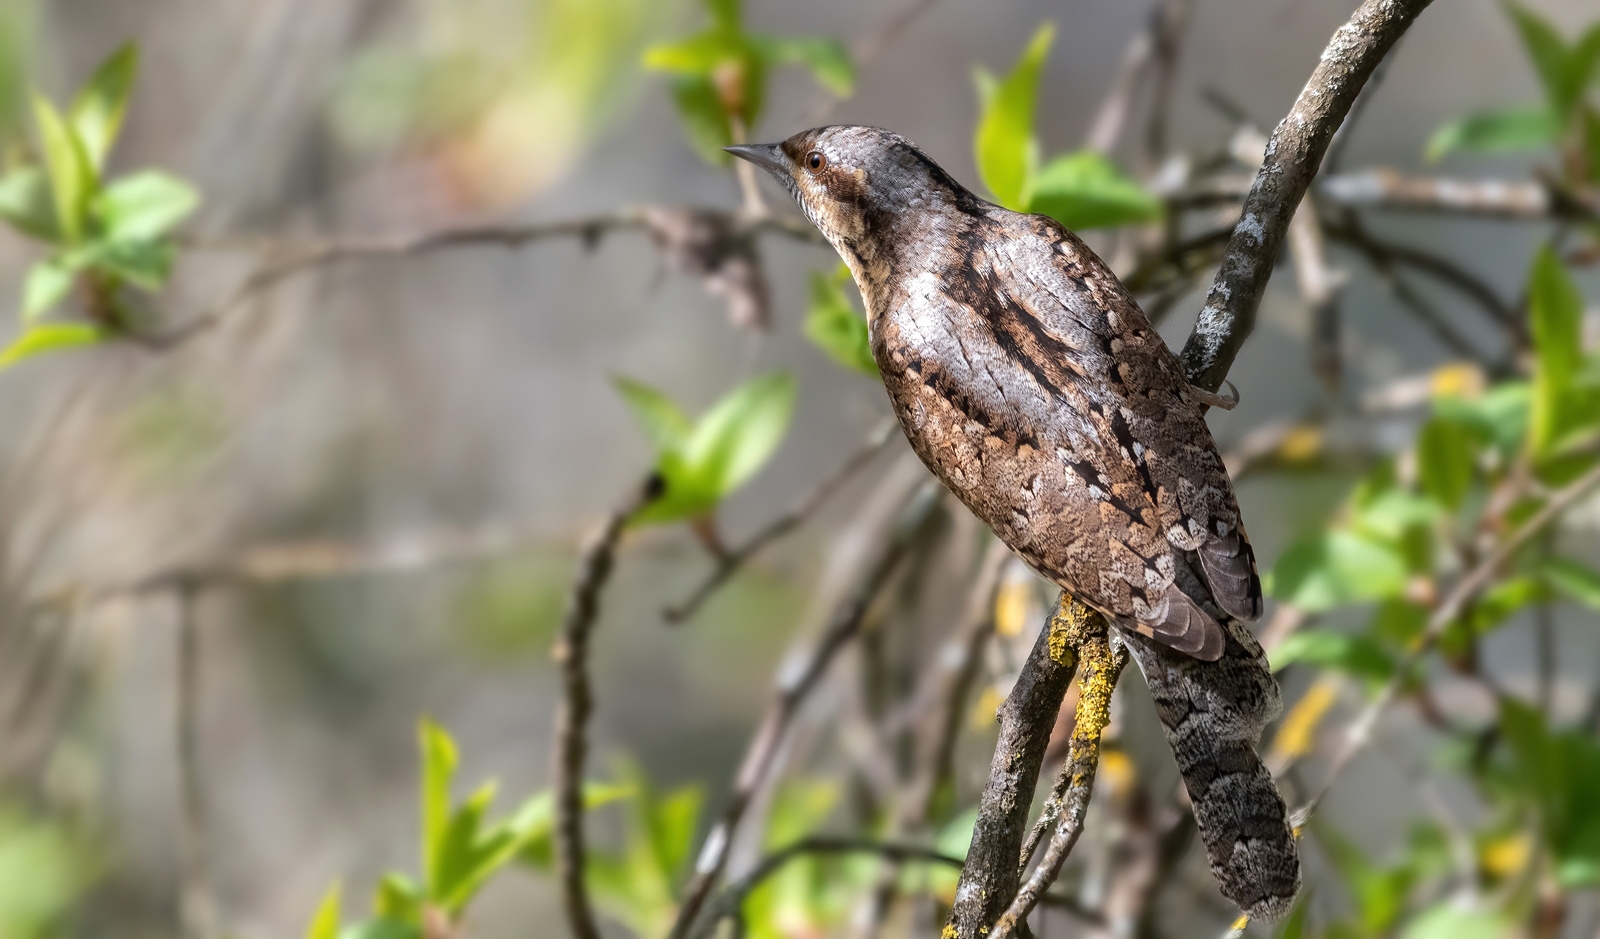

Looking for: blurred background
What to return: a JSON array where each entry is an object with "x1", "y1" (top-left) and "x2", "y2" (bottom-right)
[{"x1": 2, "y1": 0, "x2": 1599, "y2": 937}]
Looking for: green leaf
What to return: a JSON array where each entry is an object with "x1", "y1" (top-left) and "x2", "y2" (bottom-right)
[
  {"x1": 643, "y1": 31, "x2": 744, "y2": 76},
  {"x1": 373, "y1": 873, "x2": 423, "y2": 922},
  {"x1": 68, "y1": 43, "x2": 137, "y2": 174},
  {"x1": 1540, "y1": 556, "x2": 1600, "y2": 608},
  {"x1": 1265, "y1": 530, "x2": 1409, "y2": 613},
  {"x1": 95, "y1": 170, "x2": 199, "y2": 241},
  {"x1": 0, "y1": 166, "x2": 62, "y2": 241},
  {"x1": 613, "y1": 376, "x2": 693, "y2": 454},
  {"x1": 516, "y1": 783, "x2": 633, "y2": 869},
  {"x1": 1468, "y1": 575, "x2": 1547, "y2": 635},
  {"x1": 1504, "y1": 1, "x2": 1576, "y2": 112},
  {"x1": 0, "y1": 322, "x2": 104, "y2": 370},
  {"x1": 1434, "y1": 382, "x2": 1530, "y2": 457},
  {"x1": 1027, "y1": 150, "x2": 1161, "y2": 230},
  {"x1": 418, "y1": 719, "x2": 458, "y2": 893},
  {"x1": 32, "y1": 95, "x2": 93, "y2": 243},
  {"x1": 705, "y1": 0, "x2": 740, "y2": 30},
  {"x1": 974, "y1": 22, "x2": 1054, "y2": 210},
  {"x1": 1272, "y1": 629, "x2": 1395, "y2": 681},
  {"x1": 21, "y1": 259, "x2": 73, "y2": 321},
  {"x1": 805, "y1": 266, "x2": 877, "y2": 376},
  {"x1": 683, "y1": 372, "x2": 796, "y2": 498},
  {"x1": 752, "y1": 36, "x2": 853, "y2": 96},
  {"x1": 1498, "y1": 699, "x2": 1600, "y2": 887},
  {"x1": 303, "y1": 884, "x2": 342, "y2": 939},
  {"x1": 666, "y1": 74, "x2": 733, "y2": 164},
  {"x1": 73, "y1": 238, "x2": 174, "y2": 290},
  {"x1": 338, "y1": 917, "x2": 421, "y2": 939},
  {"x1": 1528, "y1": 246, "x2": 1584, "y2": 455},
  {"x1": 1417, "y1": 416, "x2": 1475, "y2": 509},
  {"x1": 1424, "y1": 107, "x2": 1559, "y2": 161},
  {"x1": 1274, "y1": 892, "x2": 1312, "y2": 939},
  {"x1": 1400, "y1": 904, "x2": 1514, "y2": 939}
]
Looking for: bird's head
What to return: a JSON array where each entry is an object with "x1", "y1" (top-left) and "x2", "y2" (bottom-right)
[{"x1": 726, "y1": 125, "x2": 981, "y2": 281}]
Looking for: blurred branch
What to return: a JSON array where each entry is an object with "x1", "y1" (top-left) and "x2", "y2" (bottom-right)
[
  {"x1": 175, "y1": 586, "x2": 215, "y2": 939},
  {"x1": 804, "y1": 0, "x2": 942, "y2": 123},
  {"x1": 1084, "y1": 0, "x2": 1192, "y2": 157},
  {"x1": 157, "y1": 208, "x2": 825, "y2": 348},
  {"x1": 1179, "y1": 0, "x2": 1437, "y2": 391},
  {"x1": 943, "y1": 594, "x2": 1096, "y2": 939},
  {"x1": 552, "y1": 474, "x2": 664, "y2": 939},
  {"x1": 664, "y1": 420, "x2": 899, "y2": 623},
  {"x1": 667, "y1": 481, "x2": 944, "y2": 939},
  {"x1": 1294, "y1": 458, "x2": 1600, "y2": 827},
  {"x1": 997, "y1": 616, "x2": 1125, "y2": 938}
]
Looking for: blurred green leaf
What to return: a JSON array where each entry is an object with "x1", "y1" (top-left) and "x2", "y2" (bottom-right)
[
  {"x1": 1274, "y1": 892, "x2": 1312, "y2": 939},
  {"x1": 587, "y1": 761, "x2": 702, "y2": 939},
  {"x1": 614, "y1": 376, "x2": 693, "y2": 453},
  {"x1": 805, "y1": 266, "x2": 877, "y2": 376},
  {"x1": 338, "y1": 917, "x2": 420, "y2": 939},
  {"x1": 1503, "y1": 1, "x2": 1594, "y2": 117},
  {"x1": 1401, "y1": 904, "x2": 1514, "y2": 939},
  {"x1": 685, "y1": 372, "x2": 795, "y2": 495},
  {"x1": 1425, "y1": 107, "x2": 1559, "y2": 161},
  {"x1": 95, "y1": 170, "x2": 199, "y2": 241},
  {"x1": 1272, "y1": 629, "x2": 1395, "y2": 681},
  {"x1": 21, "y1": 258, "x2": 72, "y2": 321},
  {"x1": 0, "y1": 806, "x2": 98, "y2": 939},
  {"x1": 1528, "y1": 245, "x2": 1583, "y2": 455},
  {"x1": 974, "y1": 22, "x2": 1054, "y2": 210},
  {"x1": 1353, "y1": 488, "x2": 1442, "y2": 542},
  {"x1": 516, "y1": 783, "x2": 633, "y2": 869},
  {"x1": 705, "y1": 0, "x2": 741, "y2": 30},
  {"x1": 68, "y1": 43, "x2": 137, "y2": 174},
  {"x1": 1467, "y1": 575, "x2": 1547, "y2": 635},
  {"x1": 1499, "y1": 698, "x2": 1600, "y2": 886},
  {"x1": 418, "y1": 719, "x2": 458, "y2": 893},
  {"x1": 0, "y1": 166, "x2": 60, "y2": 241},
  {"x1": 1417, "y1": 416, "x2": 1475, "y2": 510},
  {"x1": 303, "y1": 884, "x2": 342, "y2": 939},
  {"x1": 643, "y1": 30, "x2": 746, "y2": 76},
  {"x1": 74, "y1": 237, "x2": 174, "y2": 290},
  {"x1": 32, "y1": 95, "x2": 92, "y2": 243},
  {"x1": 631, "y1": 373, "x2": 796, "y2": 526},
  {"x1": 1434, "y1": 382, "x2": 1530, "y2": 457},
  {"x1": 666, "y1": 75, "x2": 734, "y2": 164},
  {"x1": 0, "y1": 322, "x2": 104, "y2": 370},
  {"x1": 751, "y1": 36, "x2": 853, "y2": 96},
  {"x1": 1540, "y1": 556, "x2": 1600, "y2": 609},
  {"x1": 1028, "y1": 150, "x2": 1160, "y2": 230},
  {"x1": 1266, "y1": 529, "x2": 1409, "y2": 612}
]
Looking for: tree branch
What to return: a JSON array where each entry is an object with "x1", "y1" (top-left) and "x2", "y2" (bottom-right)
[
  {"x1": 666, "y1": 481, "x2": 944, "y2": 939},
  {"x1": 942, "y1": 594, "x2": 1096, "y2": 938},
  {"x1": 175, "y1": 585, "x2": 215, "y2": 939},
  {"x1": 552, "y1": 474, "x2": 664, "y2": 939},
  {"x1": 996, "y1": 611, "x2": 1126, "y2": 939},
  {"x1": 665, "y1": 420, "x2": 898, "y2": 623},
  {"x1": 1180, "y1": 0, "x2": 1437, "y2": 391}
]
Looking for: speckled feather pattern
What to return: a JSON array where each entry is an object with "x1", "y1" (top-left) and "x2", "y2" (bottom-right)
[{"x1": 735, "y1": 125, "x2": 1298, "y2": 920}]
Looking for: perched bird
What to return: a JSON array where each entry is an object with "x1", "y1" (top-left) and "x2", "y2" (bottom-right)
[{"x1": 728, "y1": 126, "x2": 1299, "y2": 921}]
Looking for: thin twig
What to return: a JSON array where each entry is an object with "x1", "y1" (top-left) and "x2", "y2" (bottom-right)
[
  {"x1": 943, "y1": 594, "x2": 1095, "y2": 938},
  {"x1": 666, "y1": 481, "x2": 944, "y2": 939},
  {"x1": 552, "y1": 474, "x2": 665, "y2": 939},
  {"x1": 175, "y1": 584, "x2": 215, "y2": 939},
  {"x1": 803, "y1": 0, "x2": 942, "y2": 123},
  {"x1": 999, "y1": 615, "x2": 1127, "y2": 938},
  {"x1": 1180, "y1": 0, "x2": 1438, "y2": 391},
  {"x1": 665, "y1": 420, "x2": 899, "y2": 623}
]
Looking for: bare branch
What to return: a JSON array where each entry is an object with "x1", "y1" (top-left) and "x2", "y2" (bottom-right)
[
  {"x1": 1180, "y1": 0, "x2": 1437, "y2": 391},
  {"x1": 665, "y1": 420, "x2": 899, "y2": 623},
  {"x1": 999, "y1": 614, "x2": 1126, "y2": 938},
  {"x1": 943, "y1": 594, "x2": 1097, "y2": 939},
  {"x1": 666, "y1": 481, "x2": 944, "y2": 939},
  {"x1": 552, "y1": 474, "x2": 665, "y2": 939}
]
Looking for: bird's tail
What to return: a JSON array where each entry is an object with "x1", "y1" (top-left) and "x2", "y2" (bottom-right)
[{"x1": 1121, "y1": 612, "x2": 1300, "y2": 922}]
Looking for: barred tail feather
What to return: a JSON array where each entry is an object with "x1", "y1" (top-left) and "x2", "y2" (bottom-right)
[{"x1": 1122, "y1": 617, "x2": 1300, "y2": 922}]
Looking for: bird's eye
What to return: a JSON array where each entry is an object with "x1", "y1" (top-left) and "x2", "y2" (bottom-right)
[{"x1": 805, "y1": 151, "x2": 827, "y2": 173}]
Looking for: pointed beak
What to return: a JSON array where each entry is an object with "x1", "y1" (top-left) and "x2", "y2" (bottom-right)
[{"x1": 723, "y1": 143, "x2": 790, "y2": 178}]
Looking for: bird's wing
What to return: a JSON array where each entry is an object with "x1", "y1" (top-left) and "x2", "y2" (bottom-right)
[{"x1": 977, "y1": 216, "x2": 1261, "y2": 646}]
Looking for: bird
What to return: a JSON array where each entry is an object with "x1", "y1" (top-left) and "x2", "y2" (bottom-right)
[{"x1": 728, "y1": 125, "x2": 1299, "y2": 922}]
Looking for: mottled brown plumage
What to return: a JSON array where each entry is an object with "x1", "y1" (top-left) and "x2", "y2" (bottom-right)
[{"x1": 730, "y1": 125, "x2": 1298, "y2": 920}]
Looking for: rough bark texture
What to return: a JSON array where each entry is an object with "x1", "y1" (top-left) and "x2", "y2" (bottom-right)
[
  {"x1": 1179, "y1": 0, "x2": 1438, "y2": 393},
  {"x1": 942, "y1": 595, "x2": 1094, "y2": 938}
]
